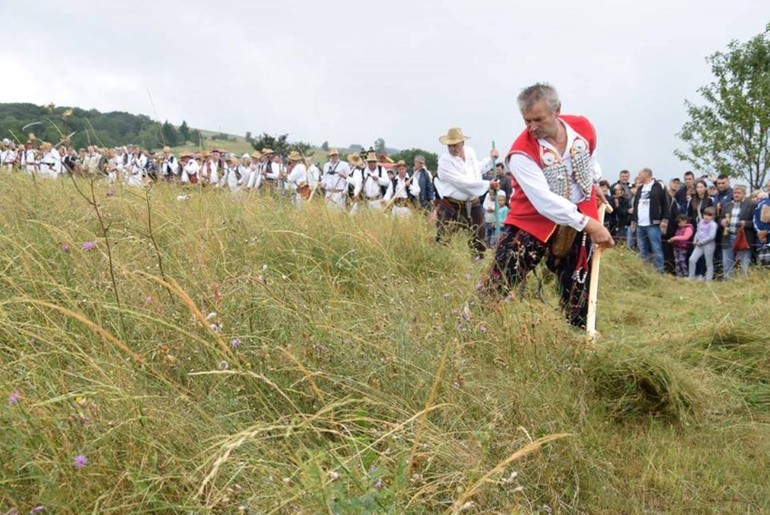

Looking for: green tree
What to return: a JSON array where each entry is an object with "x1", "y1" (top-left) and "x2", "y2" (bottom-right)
[
  {"x1": 390, "y1": 148, "x2": 439, "y2": 173},
  {"x1": 676, "y1": 24, "x2": 770, "y2": 189},
  {"x1": 374, "y1": 138, "x2": 386, "y2": 154},
  {"x1": 161, "y1": 121, "x2": 180, "y2": 147},
  {"x1": 179, "y1": 120, "x2": 190, "y2": 142}
]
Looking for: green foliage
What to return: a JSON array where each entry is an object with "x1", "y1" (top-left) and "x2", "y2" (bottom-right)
[
  {"x1": 676, "y1": 23, "x2": 770, "y2": 189},
  {"x1": 179, "y1": 120, "x2": 190, "y2": 143},
  {"x1": 0, "y1": 103, "x2": 171, "y2": 150},
  {"x1": 391, "y1": 148, "x2": 439, "y2": 172},
  {"x1": 1, "y1": 175, "x2": 769, "y2": 512},
  {"x1": 249, "y1": 132, "x2": 312, "y2": 156},
  {"x1": 161, "y1": 120, "x2": 180, "y2": 147}
]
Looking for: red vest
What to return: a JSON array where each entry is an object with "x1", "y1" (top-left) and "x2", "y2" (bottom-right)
[{"x1": 504, "y1": 115, "x2": 599, "y2": 243}]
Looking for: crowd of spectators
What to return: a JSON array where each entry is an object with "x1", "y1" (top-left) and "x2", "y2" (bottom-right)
[
  {"x1": 2, "y1": 136, "x2": 769, "y2": 280},
  {"x1": 600, "y1": 169, "x2": 770, "y2": 279}
]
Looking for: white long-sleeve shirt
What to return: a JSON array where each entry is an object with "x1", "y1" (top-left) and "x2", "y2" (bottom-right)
[
  {"x1": 353, "y1": 165, "x2": 390, "y2": 198},
  {"x1": 384, "y1": 175, "x2": 421, "y2": 202},
  {"x1": 286, "y1": 163, "x2": 308, "y2": 188},
  {"x1": 506, "y1": 120, "x2": 602, "y2": 231},
  {"x1": 434, "y1": 146, "x2": 489, "y2": 201},
  {"x1": 322, "y1": 159, "x2": 350, "y2": 191}
]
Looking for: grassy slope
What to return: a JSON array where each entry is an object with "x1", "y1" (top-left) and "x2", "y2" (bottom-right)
[{"x1": 0, "y1": 173, "x2": 768, "y2": 513}]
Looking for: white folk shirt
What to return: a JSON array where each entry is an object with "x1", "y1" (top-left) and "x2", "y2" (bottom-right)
[
  {"x1": 183, "y1": 159, "x2": 200, "y2": 183},
  {"x1": 506, "y1": 121, "x2": 602, "y2": 232},
  {"x1": 287, "y1": 163, "x2": 308, "y2": 189},
  {"x1": 265, "y1": 161, "x2": 283, "y2": 181},
  {"x1": 245, "y1": 164, "x2": 260, "y2": 189},
  {"x1": 435, "y1": 146, "x2": 490, "y2": 201},
  {"x1": 384, "y1": 175, "x2": 421, "y2": 202},
  {"x1": 162, "y1": 154, "x2": 179, "y2": 176},
  {"x1": 322, "y1": 160, "x2": 350, "y2": 191},
  {"x1": 25, "y1": 149, "x2": 37, "y2": 173},
  {"x1": 355, "y1": 165, "x2": 390, "y2": 198},
  {"x1": 307, "y1": 163, "x2": 321, "y2": 190}
]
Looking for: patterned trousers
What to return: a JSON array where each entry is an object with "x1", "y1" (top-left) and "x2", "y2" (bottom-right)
[
  {"x1": 486, "y1": 225, "x2": 593, "y2": 328},
  {"x1": 673, "y1": 249, "x2": 688, "y2": 277}
]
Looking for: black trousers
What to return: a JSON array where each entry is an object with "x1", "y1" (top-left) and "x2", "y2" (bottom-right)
[
  {"x1": 436, "y1": 198, "x2": 487, "y2": 257},
  {"x1": 486, "y1": 225, "x2": 593, "y2": 328}
]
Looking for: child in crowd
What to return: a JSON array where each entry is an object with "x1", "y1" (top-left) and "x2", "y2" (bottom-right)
[
  {"x1": 668, "y1": 214, "x2": 694, "y2": 277},
  {"x1": 484, "y1": 190, "x2": 509, "y2": 248},
  {"x1": 688, "y1": 207, "x2": 718, "y2": 281}
]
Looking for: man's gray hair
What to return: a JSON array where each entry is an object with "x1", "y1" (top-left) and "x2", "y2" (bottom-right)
[
  {"x1": 517, "y1": 83, "x2": 561, "y2": 113},
  {"x1": 414, "y1": 154, "x2": 425, "y2": 163}
]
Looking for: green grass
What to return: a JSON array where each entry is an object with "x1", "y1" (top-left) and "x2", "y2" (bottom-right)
[{"x1": 1, "y1": 172, "x2": 769, "y2": 513}]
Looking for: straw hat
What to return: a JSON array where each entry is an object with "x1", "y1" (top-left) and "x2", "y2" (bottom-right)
[
  {"x1": 365, "y1": 152, "x2": 378, "y2": 162},
  {"x1": 163, "y1": 146, "x2": 171, "y2": 153},
  {"x1": 394, "y1": 160, "x2": 407, "y2": 169},
  {"x1": 251, "y1": 151, "x2": 262, "y2": 160},
  {"x1": 347, "y1": 153, "x2": 362, "y2": 166},
  {"x1": 287, "y1": 150, "x2": 302, "y2": 161},
  {"x1": 262, "y1": 147, "x2": 274, "y2": 155},
  {"x1": 438, "y1": 127, "x2": 469, "y2": 145},
  {"x1": 327, "y1": 148, "x2": 340, "y2": 156}
]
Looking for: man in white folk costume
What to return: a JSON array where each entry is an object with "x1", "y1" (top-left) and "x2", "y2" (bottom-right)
[
  {"x1": 384, "y1": 160, "x2": 421, "y2": 217},
  {"x1": 201, "y1": 149, "x2": 224, "y2": 186},
  {"x1": 244, "y1": 151, "x2": 262, "y2": 190},
  {"x1": 434, "y1": 127, "x2": 500, "y2": 258},
  {"x1": 305, "y1": 156, "x2": 321, "y2": 195},
  {"x1": 259, "y1": 148, "x2": 280, "y2": 191},
  {"x1": 354, "y1": 151, "x2": 390, "y2": 210},
  {"x1": 322, "y1": 148, "x2": 350, "y2": 209},
  {"x1": 222, "y1": 155, "x2": 244, "y2": 192},
  {"x1": 161, "y1": 146, "x2": 179, "y2": 182},
  {"x1": 182, "y1": 153, "x2": 200, "y2": 184},
  {"x1": 285, "y1": 150, "x2": 310, "y2": 203},
  {"x1": 38, "y1": 142, "x2": 61, "y2": 179}
]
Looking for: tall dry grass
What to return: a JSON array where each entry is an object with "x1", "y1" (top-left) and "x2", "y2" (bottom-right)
[{"x1": 1, "y1": 172, "x2": 769, "y2": 513}]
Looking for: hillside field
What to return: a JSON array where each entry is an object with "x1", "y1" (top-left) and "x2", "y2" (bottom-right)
[{"x1": 1, "y1": 173, "x2": 769, "y2": 513}]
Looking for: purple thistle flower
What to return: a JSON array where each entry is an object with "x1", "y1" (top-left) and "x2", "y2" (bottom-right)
[
  {"x1": 81, "y1": 242, "x2": 97, "y2": 251},
  {"x1": 8, "y1": 390, "x2": 21, "y2": 406},
  {"x1": 374, "y1": 479, "x2": 384, "y2": 489},
  {"x1": 30, "y1": 506, "x2": 45, "y2": 513},
  {"x1": 61, "y1": 243, "x2": 70, "y2": 253},
  {"x1": 230, "y1": 338, "x2": 241, "y2": 349},
  {"x1": 479, "y1": 324, "x2": 488, "y2": 334},
  {"x1": 73, "y1": 454, "x2": 88, "y2": 469}
]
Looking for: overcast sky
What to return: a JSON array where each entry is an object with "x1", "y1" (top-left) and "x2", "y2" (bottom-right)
[{"x1": 1, "y1": 0, "x2": 766, "y2": 181}]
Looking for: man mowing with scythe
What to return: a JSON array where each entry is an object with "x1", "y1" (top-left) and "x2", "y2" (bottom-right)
[{"x1": 483, "y1": 83, "x2": 614, "y2": 330}]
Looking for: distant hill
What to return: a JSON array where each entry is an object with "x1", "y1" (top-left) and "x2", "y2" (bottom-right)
[{"x1": 0, "y1": 103, "x2": 215, "y2": 151}]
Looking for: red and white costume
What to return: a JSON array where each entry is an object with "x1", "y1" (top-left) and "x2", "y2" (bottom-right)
[{"x1": 504, "y1": 115, "x2": 601, "y2": 242}]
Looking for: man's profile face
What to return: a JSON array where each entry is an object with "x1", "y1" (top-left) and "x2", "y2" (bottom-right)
[
  {"x1": 522, "y1": 100, "x2": 560, "y2": 141},
  {"x1": 447, "y1": 141, "x2": 464, "y2": 157},
  {"x1": 414, "y1": 159, "x2": 424, "y2": 169}
]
